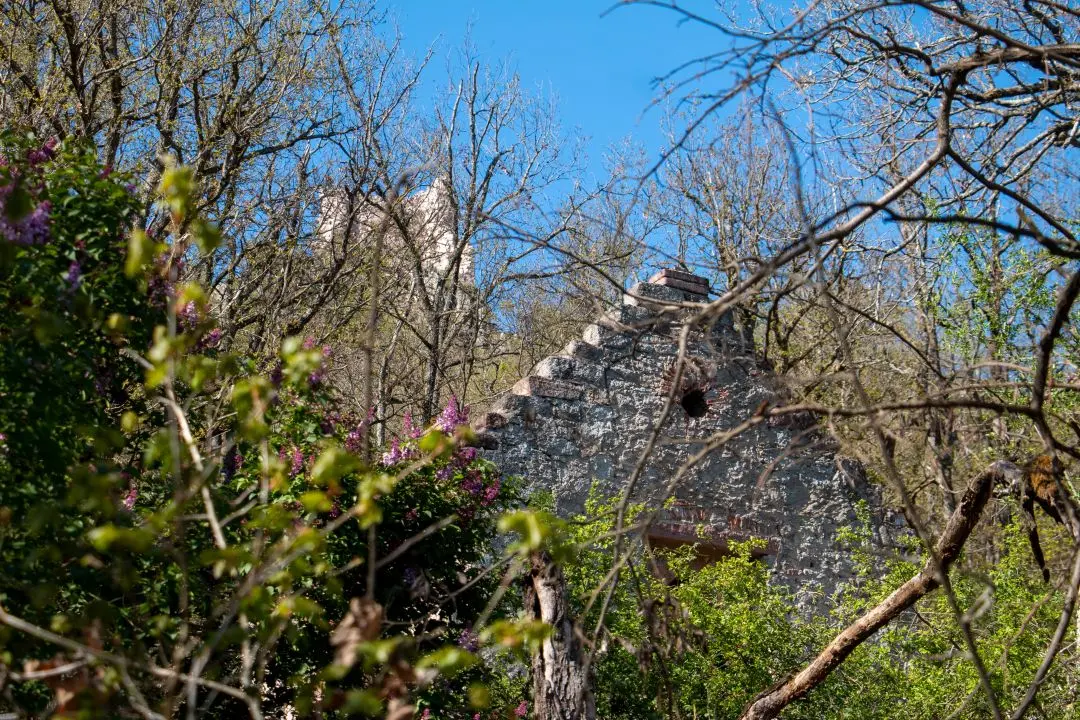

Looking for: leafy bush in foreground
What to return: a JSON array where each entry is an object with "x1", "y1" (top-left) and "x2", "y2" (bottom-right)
[{"x1": 0, "y1": 135, "x2": 530, "y2": 718}]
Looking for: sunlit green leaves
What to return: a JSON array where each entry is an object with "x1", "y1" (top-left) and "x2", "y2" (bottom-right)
[
  {"x1": 87, "y1": 524, "x2": 154, "y2": 553},
  {"x1": 0, "y1": 133, "x2": 522, "y2": 717},
  {"x1": 300, "y1": 490, "x2": 332, "y2": 513},
  {"x1": 231, "y1": 375, "x2": 273, "y2": 440},
  {"x1": 499, "y1": 509, "x2": 572, "y2": 561},
  {"x1": 157, "y1": 161, "x2": 195, "y2": 224},
  {"x1": 479, "y1": 619, "x2": 551, "y2": 652},
  {"x1": 340, "y1": 689, "x2": 383, "y2": 716},
  {"x1": 417, "y1": 646, "x2": 479, "y2": 677},
  {"x1": 124, "y1": 228, "x2": 157, "y2": 278},
  {"x1": 189, "y1": 217, "x2": 222, "y2": 254},
  {"x1": 310, "y1": 444, "x2": 360, "y2": 487},
  {"x1": 200, "y1": 545, "x2": 255, "y2": 578},
  {"x1": 354, "y1": 471, "x2": 400, "y2": 528}
]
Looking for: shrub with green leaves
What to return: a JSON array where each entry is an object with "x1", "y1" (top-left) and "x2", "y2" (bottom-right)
[
  {"x1": 0, "y1": 135, "x2": 531, "y2": 719},
  {"x1": 0, "y1": 133, "x2": 159, "y2": 668},
  {"x1": 567, "y1": 491, "x2": 1078, "y2": 719}
]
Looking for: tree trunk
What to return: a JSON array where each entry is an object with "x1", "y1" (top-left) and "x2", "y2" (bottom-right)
[{"x1": 525, "y1": 553, "x2": 595, "y2": 720}]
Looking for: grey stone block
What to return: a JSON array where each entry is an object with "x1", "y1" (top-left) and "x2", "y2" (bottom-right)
[
  {"x1": 613, "y1": 303, "x2": 658, "y2": 325},
  {"x1": 535, "y1": 356, "x2": 606, "y2": 387},
  {"x1": 624, "y1": 282, "x2": 687, "y2": 306},
  {"x1": 654, "y1": 276, "x2": 710, "y2": 296},
  {"x1": 511, "y1": 376, "x2": 584, "y2": 401},
  {"x1": 562, "y1": 339, "x2": 604, "y2": 363},
  {"x1": 582, "y1": 322, "x2": 633, "y2": 349}
]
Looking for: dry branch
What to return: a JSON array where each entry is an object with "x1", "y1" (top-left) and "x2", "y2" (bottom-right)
[{"x1": 740, "y1": 460, "x2": 1023, "y2": 720}]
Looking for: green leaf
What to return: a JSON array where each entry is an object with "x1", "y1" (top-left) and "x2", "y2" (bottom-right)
[
  {"x1": 341, "y1": 689, "x2": 382, "y2": 716},
  {"x1": 300, "y1": 491, "x2": 332, "y2": 513},
  {"x1": 158, "y1": 163, "x2": 196, "y2": 222},
  {"x1": 480, "y1": 619, "x2": 551, "y2": 651},
  {"x1": 499, "y1": 509, "x2": 567, "y2": 557},
  {"x1": 311, "y1": 445, "x2": 359, "y2": 487},
  {"x1": 468, "y1": 683, "x2": 491, "y2": 709},
  {"x1": 417, "y1": 646, "x2": 478, "y2": 677},
  {"x1": 125, "y1": 229, "x2": 156, "y2": 278},
  {"x1": 191, "y1": 217, "x2": 222, "y2": 254},
  {"x1": 418, "y1": 429, "x2": 451, "y2": 457},
  {"x1": 87, "y1": 524, "x2": 154, "y2": 553}
]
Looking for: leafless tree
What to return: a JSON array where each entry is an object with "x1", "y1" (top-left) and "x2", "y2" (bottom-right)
[{"x1": 571, "y1": 1, "x2": 1080, "y2": 717}]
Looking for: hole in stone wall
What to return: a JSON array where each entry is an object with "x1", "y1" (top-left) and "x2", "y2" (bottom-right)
[
  {"x1": 680, "y1": 389, "x2": 708, "y2": 418},
  {"x1": 661, "y1": 358, "x2": 716, "y2": 419}
]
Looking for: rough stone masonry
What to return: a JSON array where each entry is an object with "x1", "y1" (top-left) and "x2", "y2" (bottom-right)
[{"x1": 473, "y1": 269, "x2": 898, "y2": 599}]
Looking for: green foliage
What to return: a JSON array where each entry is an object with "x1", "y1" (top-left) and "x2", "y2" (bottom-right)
[
  {"x1": 0, "y1": 138, "x2": 530, "y2": 718},
  {"x1": 0, "y1": 134, "x2": 159, "y2": 714},
  {"x1": 567, "y1": 490, "x2": 1079, "y2": 719}
]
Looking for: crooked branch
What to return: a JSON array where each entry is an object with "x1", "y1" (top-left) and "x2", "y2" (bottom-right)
[{"x1": 740, "y1": 460, "x2": 1023, "y2": 720}]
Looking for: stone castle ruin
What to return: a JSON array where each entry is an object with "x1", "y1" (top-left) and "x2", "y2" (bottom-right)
[
  {"x1": 316, "y1": 182, "x2": 474, "y2": 292},
  {"x1": 473, "y1": 269, "x2": 897, "y2": 597}
]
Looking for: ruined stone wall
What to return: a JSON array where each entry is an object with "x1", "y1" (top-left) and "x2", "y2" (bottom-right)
[{"x1": 473, "y1": 270, "x2": 898, "y2": 599}]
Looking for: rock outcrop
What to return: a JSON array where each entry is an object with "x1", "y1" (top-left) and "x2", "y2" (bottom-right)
[{"x1": 475, "y1": 269, "x2": 897, "y2": 599}]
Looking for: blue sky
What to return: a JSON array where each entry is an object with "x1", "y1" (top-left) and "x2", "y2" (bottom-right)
[{"x1": 393, "y1": 1, "x2": 724, "y2": 180}]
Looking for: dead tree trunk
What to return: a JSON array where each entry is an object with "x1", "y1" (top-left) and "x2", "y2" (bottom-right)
[{"x1": 525, "y1": 553, "x2": 596, "y2": 720}]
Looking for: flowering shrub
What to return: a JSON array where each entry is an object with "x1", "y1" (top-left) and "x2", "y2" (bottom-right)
[
  {"x1": 0, "y1": 138, "x2": 538, "y2": 719},
  {"x1": 0, "y1": 136, "x2": 159, "y2": 713}
]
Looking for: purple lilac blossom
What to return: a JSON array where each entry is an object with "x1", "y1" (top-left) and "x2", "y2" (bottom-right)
[
  {"x1": 457, "y1": 627, "x2": 478, "y2": 652},
  {"x1": 0, "y1": 199, "x2": 52, "y2": 246},
  {"x1": 434, "y1": 396, "x2": 468, "y2": 432},
  {"x1": 380, "y1": 438, "x2": 416, "y2": 466},
  {"x1": 26, "y1": 137, "x2": 58, "y2": 165},
  {"x1": 344, "y1": 429, "x2": 363, "y2": 453},
  {"x1": 307, "y1": 344, "x2": 332, "y2": 387},
  {"x1": 290, "y1": 447, "x2": 304, "y2": 477},
  {"x1": 321, "y1": 411, "x2": 342, "y2": 435},
  {"x1": 461, "y1": 474, "x2": 483, "y2": 496},
  {"x1": 515, "y1": 701, "x2": 527, "y2": 717},
  {"x1": 179, "y1": 301, "x2": 199, "y2": 331},
  {"x1": 196, "y1": 328, "x2": 223, "y2": 350},
  {"x1": 65, "y1": 261, "x2": 82, "y2": 290},
  {"x1": 402, "y1": 411, "x2": 423, "y2": 439},
  {"x1": 341, "y1": 408, "x2": 374, "y2": 447},
  {"x1": 122, "y1": 483, "x2": 138, "y2": 511}
]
